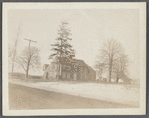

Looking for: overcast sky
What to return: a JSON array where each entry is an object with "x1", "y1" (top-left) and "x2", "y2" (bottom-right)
[{"x1": 8, "y1": 9, "x2": 140, "y2": 79}]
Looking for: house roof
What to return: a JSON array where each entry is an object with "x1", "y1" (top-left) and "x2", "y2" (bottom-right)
[
  {"x1": 53, "y1": 56, "x2": 95, "y2": 70},
  {"x1": 117, "y1": 73, "x2": 131, "y2": 81},
  {"x1": 43, "y1": 64, "x2": 50, "y2": 71},
  {"x1": 43, "y1": 64, "x2": 50, "y2": 68},
  {"x1": 57, "y1": 56, "x2": 87, "y2": 66},
  {"x1": 72, "y1": 59, "x2": 87, "y2": 66},
  {"x1": 57, "y1": 56, "x2": 72, "y2": 64},
  {"x1": 44, "y1": 64, "x2": 50, "y2": 66},
  {"x1": 88, "y1": 66, "x2": 96, "y2": 72}
]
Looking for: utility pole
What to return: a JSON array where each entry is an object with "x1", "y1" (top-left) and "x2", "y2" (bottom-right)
[
  {"x1": 24, "y1": 38, "x2": 37, "y2": 48},
  {"x1": 11, "y1": 31, "x2": 19, "y2": 76},
  {"x1": 24, "y1": 38, "x2": 37, "y2": 79},
  {"x1": 11, "y1": 39, "x2": 17, "y2": 76},
  {"x1": 11, "y1": 25, "x2": 23, "y2": 76}
]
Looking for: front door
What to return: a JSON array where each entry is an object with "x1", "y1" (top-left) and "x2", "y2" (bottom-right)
[{"x1": 74, "y1": 73, "x2": 77, "y2": 81}]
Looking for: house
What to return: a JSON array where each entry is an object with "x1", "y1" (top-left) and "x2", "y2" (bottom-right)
[{"x1": 43, "y1": 56, "x2": 96, "y2": 81}]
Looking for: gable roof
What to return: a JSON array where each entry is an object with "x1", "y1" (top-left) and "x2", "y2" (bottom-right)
[
  {"x1": 72, "y1": 59, "x2": 87, "y2": 66},
  {"x1": 43, "y1": 64, "x2": 50, "y2": 66},
  {"x1": 57, "y1": 56, "x2": 87, "y2": 66},
  {"x1": 43, "y1": 64, "x2": 50, "y2": 71},
  {"x1": 88, "y1": 66, "x2": 96, "y2": 72},
  {"x1": 117, "y1": 73, "x2": 131, "y2": 81},
  {"x1": 53, "y1": 56, "x2": 95, "y2": 70},
  {"x1": 56, "y1": 56, "x2": 72, "y2": 64}
]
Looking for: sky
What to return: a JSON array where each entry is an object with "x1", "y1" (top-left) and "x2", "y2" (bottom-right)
[{"x1": 8, "y1": 9, "x2": 140, "y2": 79}]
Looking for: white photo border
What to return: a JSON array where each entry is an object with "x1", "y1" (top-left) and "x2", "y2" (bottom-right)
[{"x1": 2, "y1": 2, "x2": 146, "y2": 116}]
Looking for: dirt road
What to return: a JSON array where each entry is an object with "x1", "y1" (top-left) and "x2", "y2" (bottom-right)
[{"x1": 9, "y1": 83, "x2": 135, "y2": 110}]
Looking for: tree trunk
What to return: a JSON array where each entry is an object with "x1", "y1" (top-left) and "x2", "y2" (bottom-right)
[
  {"x1": 109, "y1": 57, "x2": 113, "y2": 83},
  {"x1": 25, "y1": 60, "x2": 30, "y2": 79},
  {"x1": 109, "y1": 70, "x2": 111, "y2": 83},
  {"x1": 11, "y1": 40, "x2": 17, "y2": 77},
  {"x1": 99, "y1": 71, "x2": 102, "y2": 82},
  {"x1": 26, "y1": 42, "x2": 31, "y2": 79},
  {"x1": 61, "y1": 64, "x2": 63, "y2": 79},
  {"x1": 58, "y1": 63, "x2": 60, "y2": 80},
  {"x1": 59, "y1": 58, "x2": 61, "y2": 80},
  {"x1": 11, "y1": 62, "x2": 14, "y2": 77},
  {"x1": 116, "y1": 77, "x2": 119, "y2": 83},
  {"x1": 25, "y1": 65, "x2": 29, "y2": 79},
  {"x1": 109, "y1": 63, "x2": 111, "y2": 82},
  {"x1": 25, "y1": 70, "x2": 28, "y2": 79},
  {"x1": 116, "y1": 72, "x2": 119, "y2": 83},
  {"x1": 11, "y1": 52, "x2": 15, "y2": 76},
  {"x1": 59, "y1": 39, "x2": 63, "y2": 80}
]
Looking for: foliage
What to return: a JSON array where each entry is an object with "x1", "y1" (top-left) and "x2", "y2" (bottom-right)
[{"x1": 49, "y1": 21, "x2": 75, "y2": 59}]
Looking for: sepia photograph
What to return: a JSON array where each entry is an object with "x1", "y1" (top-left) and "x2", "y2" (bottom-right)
[{"x1": 3, "y1": 2, "x2": 146, "y2": 116}]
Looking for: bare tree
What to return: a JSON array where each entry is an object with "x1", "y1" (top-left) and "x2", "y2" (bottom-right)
[
  {"x1": 113, "y1": 53, "x2": 129, "y2": 82},
  {"x1": 17, "y1": 46, "x2": 41, "y2": 79},
  {"x1": 100, "y1": 39, "x2": 124, "y2": 82},
  {"x1": 10, "y1": 25, "x2": 22, "y2": 75},
  {"x1": 8, "y1": 44, "x2": 14, "y2": 64}
]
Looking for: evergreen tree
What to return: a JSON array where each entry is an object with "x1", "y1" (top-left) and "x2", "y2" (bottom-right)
[{"x1": 49, "y1": 21, "x2": 75, "y2": 79}]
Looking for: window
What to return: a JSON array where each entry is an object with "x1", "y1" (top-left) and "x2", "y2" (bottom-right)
[
  {"x1": 74, "y1": 64, "x2": 77, "y2": 68},
  {"x1": 67, "y1": 73, "x2": 70, "y2": 78},
  {"x1": 67, "y1": 66, "x2": 71, "y2": 70},
  {"x1": 62, "y1": 72, "x2": 66, "y2": 78},
  {"x1": 63, "y1": 65, "x2": 66, "y2": 69}
]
